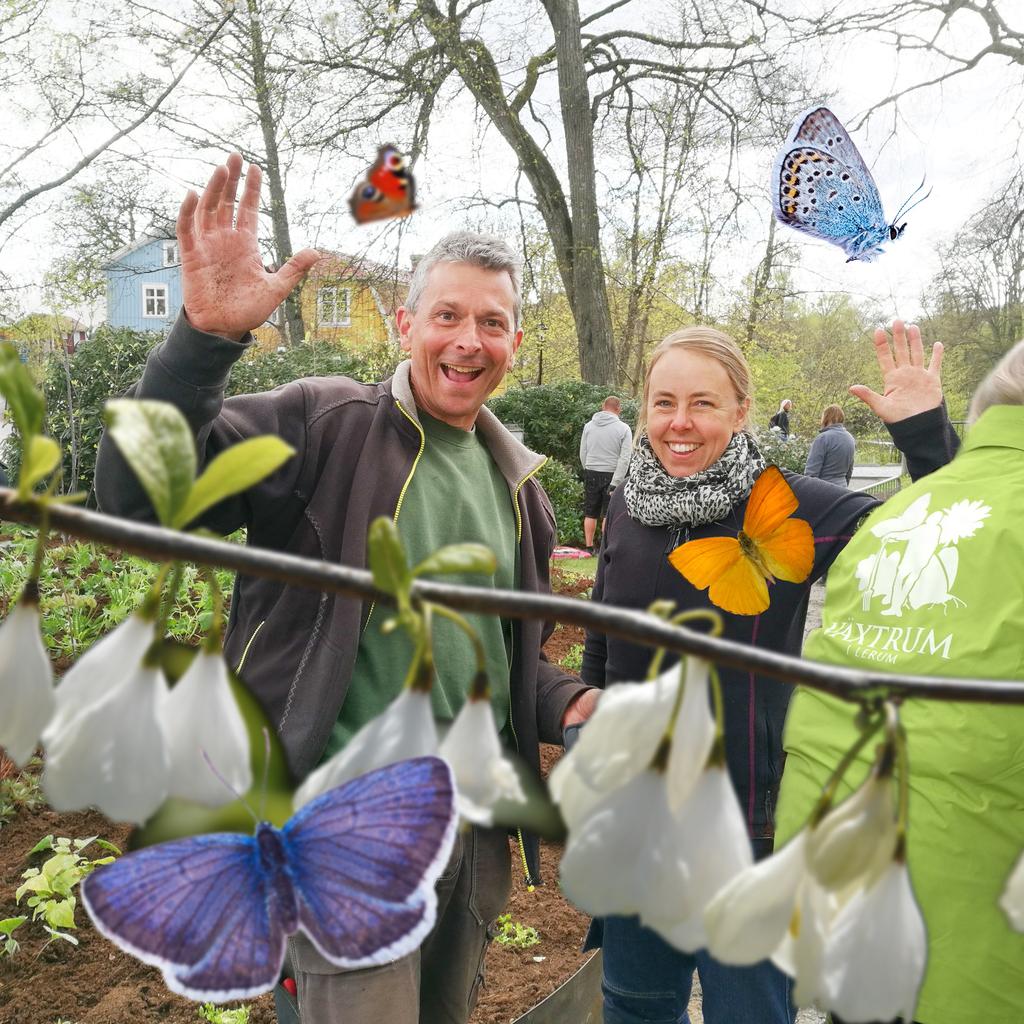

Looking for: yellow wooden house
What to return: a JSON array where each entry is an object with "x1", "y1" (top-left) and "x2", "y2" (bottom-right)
[{"x1": 253, "y1": 252, "x2": 408, "y2": 351}]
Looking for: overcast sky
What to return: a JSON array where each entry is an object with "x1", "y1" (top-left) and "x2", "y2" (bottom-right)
[{"x1": 0, "y1": 2, "x2": 1019, "y2": 329}]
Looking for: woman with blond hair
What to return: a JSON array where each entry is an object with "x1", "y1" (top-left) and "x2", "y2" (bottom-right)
[
  {"x1": 574, "y1": 322, "x2": 958, "y2": 1023},
  {"x1": 804, "y1": 403, "x2": 856, "y2": 486}
]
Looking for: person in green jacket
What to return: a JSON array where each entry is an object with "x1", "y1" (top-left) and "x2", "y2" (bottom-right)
[{"x1": 777, "y1": 339, "x2": 1024, "y2": 1023}]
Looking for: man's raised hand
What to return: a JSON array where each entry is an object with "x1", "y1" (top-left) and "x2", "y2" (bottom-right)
[
  {"x1": 849, "y1": 320, "x2": 944, "y2": 424},
  {"x1": 177, "y1": 153, "x2": 320, "y2": 341}
]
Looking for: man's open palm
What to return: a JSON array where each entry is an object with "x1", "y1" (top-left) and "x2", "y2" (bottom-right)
[
  {"x1": 177, "y1": 153, "x2": 320, "y2": 340},
  {"x1": 850, "y1": 320, "x2": 944, "y2": 423}
]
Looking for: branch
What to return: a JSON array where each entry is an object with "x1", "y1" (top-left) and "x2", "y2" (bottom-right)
[
  {"x1": 0, "y1": 8, "x2": 234, "y2": 230},
  {"x1": 3, "y1": 490, "x2": 1024, "y2": 707}
]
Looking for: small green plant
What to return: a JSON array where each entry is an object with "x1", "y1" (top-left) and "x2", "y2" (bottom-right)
[
  {"x1": 198, "y1": 1003, "x2": 251, "y2": 1024},
  {"x1": 15, "y1": 834, "x2": 120, "y2": 945},
  {"x1": 0, "y1": 916, "x2": 27, "y2": 958},
  {"x1": 0, "y1": 756, "x2": 45, "y2": 828},
  {"x1": 562, "y1": 642, "x2": 584, "y2": 673},
  {"x1": 493, "y1": 913, "x2": 540, "y2": 949}
]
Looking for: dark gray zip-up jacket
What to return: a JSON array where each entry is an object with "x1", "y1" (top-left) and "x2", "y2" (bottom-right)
[
  {"x1": 581, "y1": 408, "x2": 959, "y2": 853},
  {"x1": 805, "y1": 422, "x2": 857, "y2": 486},
  {"x1": 95, "y1": 314, "x2": 590, "y2": 881}
]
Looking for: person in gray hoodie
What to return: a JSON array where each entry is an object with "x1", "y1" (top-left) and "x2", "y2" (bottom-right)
[
  {"x1": 804, "y1": 403, "x2": 857, "y2": 485},
  {"x1": 579, "y1": 396, "x2": 632, "y2": 550}
]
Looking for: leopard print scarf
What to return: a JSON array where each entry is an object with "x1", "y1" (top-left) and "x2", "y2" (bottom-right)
[{"x1": 623, "y1": 431, "x2": 766, "y2": 528}]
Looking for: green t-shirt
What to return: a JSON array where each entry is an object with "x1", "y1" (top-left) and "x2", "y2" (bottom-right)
[
  {"x1": 325, "y1": 409, "x2": 518, "y2": 757},
  {"x1": 777, "y1": 405, "x2": 1024, "y2": 1024}
]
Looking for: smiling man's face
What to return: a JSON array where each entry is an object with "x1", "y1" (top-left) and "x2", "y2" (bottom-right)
[{"x1": 397, "y1": 261, "x2": 523, "y2": 430}]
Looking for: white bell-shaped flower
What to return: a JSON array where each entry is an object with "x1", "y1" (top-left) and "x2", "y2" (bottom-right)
[
  {"x1": 1000, "y1": 849, "x2": 1024, "y2": 931},
  {"x1": 42, "y1": 613, "x2": 154, "y2": 747},
  {"x1": 43, "y1": 658, "x2": 170, "y2": 824},
  {"x1": 439, "y1": 696, "x2": 525, "y2": 825},
  {"x1": 772, "y1": 866, "x2": 837, "y2": 1009},
  {"x1": 704, "y1": 828, "x2": 809, "y2": 966},
  {"x1": 665, "y1": 657, "x2": 715, "y2": 811},
  {"x1": 559, "y1": 766, "x2": 689, "y2": 920},
  {"x1": 643, "y1": 764, "x2": 753, "y2": 953},
  {"x1": 295, "y1": 688, "x2": 437, "y2": 809},
  {"x1": 163, "y1": 648, "x2": 252, "y2": 806},
  {"x1": 820, "y1": 855, "x2": 927, "y2": 1024},
  {"x1": 806, "y1": 770, "x2": 897, "y2": 891},
  {"x1": 0, "y1": 599, "x2": 55, "y2": 767},
  {"x1": 550, "y1": 665, "x2": 678, "y2": 829}
]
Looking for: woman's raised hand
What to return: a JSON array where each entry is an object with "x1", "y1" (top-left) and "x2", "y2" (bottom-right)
[
  {"x1": 849, "y1": 321, "x2": 944, "y2": 423},
  {"x1": 177, "y1": 153, "x2": 320, "y2": 341}
]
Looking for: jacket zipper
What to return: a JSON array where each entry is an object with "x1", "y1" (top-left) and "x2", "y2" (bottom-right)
[
  {"x1": 508, "y1": 457, "x2": 547, "y2": 889},
  {"x1": 236, "y1": 619, "x2": 265, "y2": 674},
  {"x1": 361, "y1": 400, "x2": 426, "y2": 637}
]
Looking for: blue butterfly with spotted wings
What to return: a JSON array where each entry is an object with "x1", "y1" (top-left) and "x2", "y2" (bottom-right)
[
  {"x1": 82, "y1": 757, "x2": 457, "y2": 1002},
  {"x1": 771, "y1": 107, "x2": 929, "y2": 263}
]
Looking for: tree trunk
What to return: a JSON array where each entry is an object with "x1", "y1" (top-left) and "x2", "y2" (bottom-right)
[
  {"x1": 246, "y1": 0, "x2": 305, "y2": 346},
  {"x1": 542, "y1": 0, "x2": 616, "y2": 384},
  {"x1": 746, "y1": 217, "x2": 778, "y2": 348},
  {"x1": 417, "y1": 0, "x2": 617, "y2": 383}
]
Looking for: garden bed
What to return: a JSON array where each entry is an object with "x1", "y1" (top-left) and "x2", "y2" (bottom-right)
[{"x1": 0, "y1": 566, "x2": 596, "y2": 1024}]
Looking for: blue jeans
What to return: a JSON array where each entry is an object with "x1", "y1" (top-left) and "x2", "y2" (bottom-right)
[{"x1": 589, "y1": 915, "x2": 796, "y2": 1024}]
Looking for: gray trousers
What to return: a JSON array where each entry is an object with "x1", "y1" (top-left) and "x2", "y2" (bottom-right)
[{"x1": 287, "y1": 826, "x2": 513, "y2": 1024}]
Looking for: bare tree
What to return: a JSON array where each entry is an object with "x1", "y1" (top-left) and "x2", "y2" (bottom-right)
[
  {"x1": 0, "y1": 2, "x2": 230, "y2": 236},
  {"x1": 302, "y1": 0, "x2": 791, "y2": 383}
]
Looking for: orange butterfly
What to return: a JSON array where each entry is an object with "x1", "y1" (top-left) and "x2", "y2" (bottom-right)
[
  {"x1": 667, "y1": 466, "x2": 814, "y2": 616},
  {"x1": 349, "y1": 144, "x2": 416, "y2": 225}
]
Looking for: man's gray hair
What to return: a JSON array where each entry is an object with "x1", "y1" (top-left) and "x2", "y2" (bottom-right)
[
  {"x1": 405, "y1": 231, "x2": 523, "y2": 330},
  {"x1": 969, "y1": 338, "x2": 1024, "y2": 422}
]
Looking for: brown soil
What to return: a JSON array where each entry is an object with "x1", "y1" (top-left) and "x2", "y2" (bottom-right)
[{"x1": 0, "y1": 575, "x2": 594, "y2": 1024}]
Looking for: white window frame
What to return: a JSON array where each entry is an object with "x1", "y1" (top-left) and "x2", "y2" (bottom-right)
[
  {"x1": 162, "y1": 240, "x2": 179, "y2": 266},
  {"x1": 143, "y1": 283, "x2": 168, "y2": 318},
  {"x1": 317, "y1": 285, "x2": 351, "y2": 327}
]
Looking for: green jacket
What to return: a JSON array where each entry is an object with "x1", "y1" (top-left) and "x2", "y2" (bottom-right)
[{"x1": 778, "y1": 405, "x2": 1024, "y2": 1024}]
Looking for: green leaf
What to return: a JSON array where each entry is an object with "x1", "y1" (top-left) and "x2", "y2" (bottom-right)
[
  {"x1": 104, "y1": 399, "x2": 197, "y2": 527},
  {"x1": 42, "y1": 925, "x2": 78, "y2": 946},
  {"x1": 0, "y1": 343, "x2": 44, "y2": 440},
  {"x1": 174, "y1": 436, "x2": 294, "y2": 529},
  {"x1": 367, "y1": 517, "x2": 411, "y2": 599},
  {"x1": 0, "y1": 917, "x2": 26, "y2": 938},
  {"x1": 42, "y1": 896, "x2": 76, "y2": 930},
  {"x1": 19, "y1": 435, "x2": 60, "y2": 494},
  {"x1": 412, "y1": 543, "x2": 497, "y2": 578},
  {"x1": 27, "y1": 835, "x2": 55, "y2": 855}
]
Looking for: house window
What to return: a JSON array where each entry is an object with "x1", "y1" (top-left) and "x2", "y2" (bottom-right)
[
  {"x1": 162, "y1": 241, "x2": 179, "y2": 266},
  {"x1": 317, "y1": 286, "x2": 351, "y2": 327},
  {"x1": 143, "y1": 284, "x2": 168, "y2": 318}
]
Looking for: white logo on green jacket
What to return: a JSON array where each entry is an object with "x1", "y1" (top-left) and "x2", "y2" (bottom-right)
[{"x1": 854, "y1": 493, "x2": 991, "y2": 617}]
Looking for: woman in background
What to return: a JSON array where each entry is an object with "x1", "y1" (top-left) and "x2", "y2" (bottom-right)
[{"x1": 804, "y1": 404, "x2": 856, "y2": 486}]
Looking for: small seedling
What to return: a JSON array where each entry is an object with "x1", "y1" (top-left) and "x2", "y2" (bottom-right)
[
  {"x1": 198, "y1": 1003, "x2": 251, "y2": 1024},
  {"x1": 493, "y1": 913, "x2": 540, "y2": 949},
  {"x1": 0, "y1": 916, "x2": 27, "y2": 958},
  {"x1": 15, "y1": 834, "x2": 120, "y2": 946}
]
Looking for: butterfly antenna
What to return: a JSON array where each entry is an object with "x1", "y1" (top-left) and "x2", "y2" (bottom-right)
[
  {"x1": 258, "y1": 727, "x2": 272, "y2": 822},
  {"x1": 892, "y1": 176, "x2": 932, "y2": 222},
  {"x1": 200, "y1": 749, "x2": 260, "y2": 826}
]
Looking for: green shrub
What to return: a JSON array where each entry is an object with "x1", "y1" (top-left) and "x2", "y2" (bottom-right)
[
  {"x1": 489, "y1": 381, "x2": 638, "y2": 470},
  {"x1": 537, "y1": 458, "x2": 585, "y2": 546},
  {"x1": 753, "y1": 429, "x2": 811, "y2": 474}
]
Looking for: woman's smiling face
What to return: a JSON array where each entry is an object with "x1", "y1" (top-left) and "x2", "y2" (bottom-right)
[{"x1": 645, "y1": 347, "x2": 749, "y2": 477}]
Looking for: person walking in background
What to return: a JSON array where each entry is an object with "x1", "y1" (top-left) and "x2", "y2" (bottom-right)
[
  {"x1": 579, "y1": 396, "x2": 632, "y2": 552},
  {"x1": 804, "y1": 403, "x2": 856, "y2": 485},
  {"x1": 769, "y1": 398, "x2": 793, "y2": 438}
]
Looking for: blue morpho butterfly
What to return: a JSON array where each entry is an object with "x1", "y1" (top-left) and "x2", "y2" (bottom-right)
[
  {"x1": 81, "y1": 756, "x2": 457, "y2": 1001},
  {"x1": 771, "y1": 107, "x2": 930, "y2": 263}
]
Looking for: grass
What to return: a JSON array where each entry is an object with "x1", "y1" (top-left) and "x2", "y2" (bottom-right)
[{"x1": 551, "y1": 555, "x2": 598, "y2": 578}]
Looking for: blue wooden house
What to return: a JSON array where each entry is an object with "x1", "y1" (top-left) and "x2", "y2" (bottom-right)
[{"x1": 104, "y1": 231, "x2": 182, "y2": 333}]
